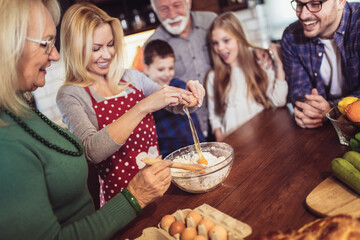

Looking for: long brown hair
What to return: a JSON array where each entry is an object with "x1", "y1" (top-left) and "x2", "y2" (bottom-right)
[{"x1": 207, "y1": 12, "x2": 272, "y2": 115}]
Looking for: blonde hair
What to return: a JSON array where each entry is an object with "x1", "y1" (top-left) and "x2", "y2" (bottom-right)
[
  {"x1": 207, "y1": 12, "x2": 272, "y2": 116},
  {"x1": 60, "y1": 3, "x2": 127, "y2": 94},
  {"x1": 0, "y1": 0, "x2": 60, "y2": 125}
]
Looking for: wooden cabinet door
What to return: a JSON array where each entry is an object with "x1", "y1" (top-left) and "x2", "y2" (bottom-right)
[{"x1": 192, "y1": 0, "x2": 220, "y2": 13}]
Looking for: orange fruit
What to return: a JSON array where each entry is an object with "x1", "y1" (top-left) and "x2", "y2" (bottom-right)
[
  {"x1": 345, "y1": 101, "x2": 360, "y2": 122},
  {"x1": 338, "y1": 96, "x2": 358, "y2": 115}
]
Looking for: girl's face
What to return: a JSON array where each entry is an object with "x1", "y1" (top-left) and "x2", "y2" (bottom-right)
[
  {"x1": 211, "y1": 28, "x2": 239, "y2": 68},
  {"x1": 87, "y1": 23, "x2": 115, "y2": 80}
]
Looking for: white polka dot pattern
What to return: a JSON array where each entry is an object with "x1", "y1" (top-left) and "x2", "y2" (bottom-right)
[{"x1": 86, "y1": 83, "x2": 159, "y2": 207}]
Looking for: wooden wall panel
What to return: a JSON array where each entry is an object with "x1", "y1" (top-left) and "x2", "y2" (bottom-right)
[{"x1": 192, "y1": 0, "x2": 220, "y2": 14}]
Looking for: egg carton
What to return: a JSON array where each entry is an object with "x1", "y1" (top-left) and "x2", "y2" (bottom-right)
[{"x1": 133, "y1": 203, "x2": 252, "y2": 240}]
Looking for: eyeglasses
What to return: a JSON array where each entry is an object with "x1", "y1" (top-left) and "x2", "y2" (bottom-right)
[
  {"x1": 290, "y1": 0, "x2": 328, "y2": 13},
  {"x1": 26, "y1": 37, "x2": 56, "y2": 54}
]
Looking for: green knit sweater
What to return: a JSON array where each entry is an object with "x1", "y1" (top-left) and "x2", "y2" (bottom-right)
[{"x1": 0, "y1": 110, "x2": 136, "y2": 239}]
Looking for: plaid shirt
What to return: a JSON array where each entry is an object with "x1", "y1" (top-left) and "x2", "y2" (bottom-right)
[
  {"x1": 153, "y1": 78, "x2": 205, "y2": 157},
  {"x1": 281, "y1": 2, "x2": 360, "y2": 107}
]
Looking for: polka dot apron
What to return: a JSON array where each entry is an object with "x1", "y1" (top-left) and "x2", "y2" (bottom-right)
[{"x1": 84, "y1": 83, "x2": 159, "y2": 207}]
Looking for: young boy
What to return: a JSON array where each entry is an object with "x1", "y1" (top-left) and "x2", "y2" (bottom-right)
[{"x1": 143, "y1": 39, "x2": 206, "y2": 157}]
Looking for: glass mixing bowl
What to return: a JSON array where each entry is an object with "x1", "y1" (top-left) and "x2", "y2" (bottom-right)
[
  {"x1": 164, "y1": 142, "x2": 234, "y2": 193},
  {"x1": 326, "y1": 107, "x2": 360, "y2": 146}
]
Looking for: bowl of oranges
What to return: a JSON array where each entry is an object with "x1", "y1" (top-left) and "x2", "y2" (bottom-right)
[{"x1": 327, "y1": 96, "x2": 360, "y2": 146}]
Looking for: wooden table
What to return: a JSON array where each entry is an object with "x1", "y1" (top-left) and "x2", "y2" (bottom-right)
[{"x1": 113, "y1": 107, "x2": 348, "y2": 239}]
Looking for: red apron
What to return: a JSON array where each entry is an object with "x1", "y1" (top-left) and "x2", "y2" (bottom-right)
[{"x1": 85, "y1": 82, "x2": 159, "y2": 207}]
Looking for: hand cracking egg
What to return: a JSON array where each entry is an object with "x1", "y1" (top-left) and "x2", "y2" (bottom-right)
[{"x1": 182, "y1": 94, "x2": 198, "y2": 107}]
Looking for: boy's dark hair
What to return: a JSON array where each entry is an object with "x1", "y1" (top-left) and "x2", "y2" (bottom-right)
[{"x1": 144, "y1": 39, "x2": 175, "y2": 65}]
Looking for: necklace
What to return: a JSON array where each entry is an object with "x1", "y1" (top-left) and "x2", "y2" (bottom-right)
[{"x1": 3, "y1": 108, "x2": 84, "y2": 157}]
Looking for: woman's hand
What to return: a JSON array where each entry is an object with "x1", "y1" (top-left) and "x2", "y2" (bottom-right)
[
  {"x1": 127, "y1": 160, "x2": 172, "y2": 209},
  {"x1": 255, "y1": 48, "x2": 273, "y2": 70},
  {"x1": 268, "y1": 43, "x2": 285, "y2": 80},
  {"x1": 185, "y1": 80, "x2": 205, "y2": 107},
  {"x1": 268, "y1": 44, "x2": 282, "y2": 63},
  {"x1": 141, "y1": 85, "x2": 192, "y2": 113},
  {"x1": 214, "y1": 128, "x2": 224, "y2": 142}
]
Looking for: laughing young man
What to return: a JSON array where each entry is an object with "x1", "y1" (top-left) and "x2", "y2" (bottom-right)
[{"x1": 281, "y1": 0, "x2": 360, "y2": 128}]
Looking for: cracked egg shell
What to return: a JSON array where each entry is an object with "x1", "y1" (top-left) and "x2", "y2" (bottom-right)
[{"x1": 182, "y1": 94, "x2": 198, "y2": 107}]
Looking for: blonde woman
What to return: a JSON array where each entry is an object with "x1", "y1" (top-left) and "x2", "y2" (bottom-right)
[
  {"x1": 56, "y1": 3, "x2": 204, "y2": 207},
  {"x1": 0, "y1": 0, "x2": 178, "y2": 238},
  {"x1": 206, "y1": 12, "x2": 288, "y2": 141}
]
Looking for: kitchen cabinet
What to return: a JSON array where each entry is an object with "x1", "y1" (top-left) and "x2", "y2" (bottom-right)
[
  {"x1": 218, "y1": 0, "x2": 247, "y2": 12},
  {"x1": 74, "y1": 0, "x2": 159, "y2": 35},
  {"x1": 218, "y1": 0, "x2": 264, "y2": 12},
  {"x1": 192, "y1": 0, "x2": 220, "y2": 14}
]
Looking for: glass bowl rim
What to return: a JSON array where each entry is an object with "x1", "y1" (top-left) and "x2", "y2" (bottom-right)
[{"x1": 171, "y1": 155, "x2": 234, "y2": 179}]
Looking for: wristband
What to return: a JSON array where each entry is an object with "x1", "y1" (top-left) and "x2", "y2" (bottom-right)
[{"x1": 121, "y1": 188, "x2": 142, "y2": 215}]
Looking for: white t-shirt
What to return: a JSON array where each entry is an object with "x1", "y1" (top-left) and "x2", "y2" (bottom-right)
[{"x1": 320, "y1": 39, "x2": 344, "y2": 99}]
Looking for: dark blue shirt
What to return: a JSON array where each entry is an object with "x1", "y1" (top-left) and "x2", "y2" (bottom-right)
[
  {"x1": 281, "y1": 2, "x2": 360, "y2": 107},
  {"x1": 153, "y1": 78, "x2": 205, "y2": 157}
]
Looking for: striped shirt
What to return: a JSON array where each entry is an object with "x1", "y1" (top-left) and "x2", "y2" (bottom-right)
[{"x1": 281, "y1": 2, "x2": 360, "y2": 107}]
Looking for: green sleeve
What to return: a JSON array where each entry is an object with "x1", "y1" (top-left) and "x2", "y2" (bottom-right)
[{"x1": 0, "y1": 139, "x2": 136, "y2": 240}]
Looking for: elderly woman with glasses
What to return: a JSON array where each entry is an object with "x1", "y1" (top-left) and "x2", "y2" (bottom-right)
[{"x1": 0, "y1": 0, "x2": 173, "y2": 239}]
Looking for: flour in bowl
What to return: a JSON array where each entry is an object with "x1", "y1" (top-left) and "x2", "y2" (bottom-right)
[
  {"x1": 171, "y1": 151, "x2": 230, "y2": 192},
  {"x1": 173, "y1": 152, "x2": 225, "y2": 167}
]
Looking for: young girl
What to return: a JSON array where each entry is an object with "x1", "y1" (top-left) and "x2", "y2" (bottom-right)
[
  {"x1": 206, "y1": 12, "x2": 288, "y2": 141},
  {"x1": 57, "y1": 3, "x2": 204, "y2": 207}
]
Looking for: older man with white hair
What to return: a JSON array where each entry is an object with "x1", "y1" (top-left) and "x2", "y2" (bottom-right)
[{"x1": 145, "y1": 0, "x2": 217, "y2": 139}]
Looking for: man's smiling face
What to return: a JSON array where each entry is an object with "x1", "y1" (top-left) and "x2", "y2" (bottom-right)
[{"x1": 295, "y1": 0, "x2": 345, "y2": 39}]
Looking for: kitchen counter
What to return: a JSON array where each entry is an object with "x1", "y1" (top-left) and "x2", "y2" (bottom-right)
[{"x1": 112, "y1": 107, "x2": 347, "y2": 239}]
